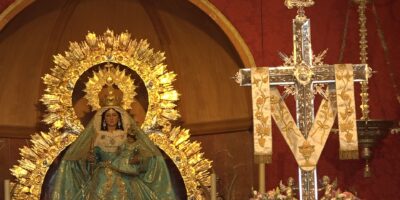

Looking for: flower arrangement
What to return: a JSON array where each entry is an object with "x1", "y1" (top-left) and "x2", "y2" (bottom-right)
[
  {"x1": 250, "y1": 176, "x2": 360, "y2": 200},
  {"x1": 326, "y1": 189, "x2": 360, "y2": 200},
  {"x1": 250, "y1": 188, "x2": 287, "y2": 200},
  {"x1": 250, "y1": 188, "x2": 359, "y2": 200}
]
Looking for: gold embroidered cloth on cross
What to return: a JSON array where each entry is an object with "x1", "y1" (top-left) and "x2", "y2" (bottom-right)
[
  {"x1": 251, "y1": 67, "x2": 272, "y2": 164},
  {"x1": 250, "y1": 64, "x2": 358, "y2": 170}
]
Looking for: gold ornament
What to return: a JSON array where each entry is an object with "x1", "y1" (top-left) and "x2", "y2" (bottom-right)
[
  {"x1": 357, "y1": 0, "x2": 370, "y2": 121},
  {"x1": 41, "y1": 29, "x2": 180, "y2": 132},
  {"x1": 99, "y1": 86, "x2": 122, "y2": 107},
  {"x1": 11, "y1": 30, "x2": 212, "y2": 199},
  {"x1": 10, "y1": 129, "x2": 77, "y2": 198},
  {"x1": 149, "y1": 128, "x2": 213, "y2": 198},
  {"x1": 293, "y1": 62, "x2": 314, "y2": 85},
  {"x1": 284, "y1": 0, "x2": 314, "y2": 9},
  {"x1": 85, "y1": 63, "x2": 136, "y2": 110}
]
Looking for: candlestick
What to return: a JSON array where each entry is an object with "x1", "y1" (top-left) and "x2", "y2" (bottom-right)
[
  {"x1": 211, "y1": 171, "x2": 217, "y2": 200},
  {"x1": 4, "y1": 179, "x2": 10, "y2": 200},
  {"x1": 259, "y1": 163, "x2": 265, "y2": 193}
]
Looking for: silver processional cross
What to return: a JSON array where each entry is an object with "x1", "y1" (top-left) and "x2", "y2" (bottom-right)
[{"x1": 236, "y1": 3, "x2": 369, "y2": 200}]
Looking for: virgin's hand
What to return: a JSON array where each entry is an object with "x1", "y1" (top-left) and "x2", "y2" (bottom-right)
[{"x1": 87, "y1": 153, "x2": 96, "y2": 162}]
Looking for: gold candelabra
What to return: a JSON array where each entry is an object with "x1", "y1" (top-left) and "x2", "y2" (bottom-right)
[{"x1": 354, "y1": 0, "x2": 393, "y2": 178}]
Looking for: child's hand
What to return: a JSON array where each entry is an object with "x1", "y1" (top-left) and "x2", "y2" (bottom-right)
[{"x1": 130, "y1": 156, "x2": 141, "y2": 164}]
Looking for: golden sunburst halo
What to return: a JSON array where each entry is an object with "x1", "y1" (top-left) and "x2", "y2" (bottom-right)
[
  {"x1": 41, "y1": 29, "x2": 180, "y2": 132},
  {"x1": 10, "y1": 30, "x2": 212, "y2": 199},
  {"x1": 10, "y1": 130, "x2": 77, "y2": 198}
]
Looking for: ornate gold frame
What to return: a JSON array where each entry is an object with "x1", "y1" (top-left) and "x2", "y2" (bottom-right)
[{"x1": 10, "y1": 30, "x2": 212, "y2": 199}]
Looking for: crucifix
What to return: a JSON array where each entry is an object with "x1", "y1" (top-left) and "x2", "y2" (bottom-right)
[{"x1": 235, "y1": 1, "x2": 370, "y2": 199}]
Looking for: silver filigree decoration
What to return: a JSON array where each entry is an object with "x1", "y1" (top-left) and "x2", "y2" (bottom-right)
[
  {"x1": 279, "y1": 52, "x2": 295, "y2": 66},
  {"x1": 313, "y1": 49, "x2": 328, "y2": 66},
  {"x1": 294, "y1": 63, "x2": 314, "y2": 85},
  {"x1": 283, "y1": 85, "x2": 297, "y2": 98},
  {"x1": 233, "y1": 71, "x2": 242, "y2": 85},
  {"x1": 313, "y1": 84, "x2": 329, "y2": 100}
]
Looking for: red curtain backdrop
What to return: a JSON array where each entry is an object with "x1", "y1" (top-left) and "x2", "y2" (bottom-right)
[
  {"x1": 210, "y1": 0, "x2": 400, "y2": 120},
  {"x1": 1, "y1": 0, "x2": 400, "y2": 199},
  {"x1": 209, "y1": 0, "x2": 400, "y2": 199},
  {"x1": 0, "y1": 0, "x2": 12, "y2": 12}
]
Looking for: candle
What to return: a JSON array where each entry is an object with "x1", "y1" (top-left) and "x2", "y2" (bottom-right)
[
  {"x1": 259, "y1": 163, "x2": 265, "y2": 193},
  {"x1": 4, "y1": 179, "x2": 10, "y2": 200},
  {"x1": 211, "y1": 171, "x2": 217, "y2": 200}
]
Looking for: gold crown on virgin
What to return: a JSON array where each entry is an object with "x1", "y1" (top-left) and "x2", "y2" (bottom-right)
[
  {"x1": 99, "y1": 85, "x2": 122, "y2": 107},
  {"x1": 84, "y1": 62, "x2": 137, "y2": 110}
]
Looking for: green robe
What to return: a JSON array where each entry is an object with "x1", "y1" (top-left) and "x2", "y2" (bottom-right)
[{"x1": 48, "y1": 106, "x2": 177, "y2": 200}]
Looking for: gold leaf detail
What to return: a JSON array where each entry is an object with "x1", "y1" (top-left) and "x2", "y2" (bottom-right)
[
  {"x1": 299, "y1": 141, "x2": 315, "y2": 161},
  {"x1": 258, "y1": 137, "x2": 266, "y2": 147}
]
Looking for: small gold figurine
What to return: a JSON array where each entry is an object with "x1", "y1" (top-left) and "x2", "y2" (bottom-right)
[
  {"x1": 319, "y1": 176, "x2": 337, "y2": 200},
  {"x1": 279, "y1": 177, "x2": 298, "y2": 200}
]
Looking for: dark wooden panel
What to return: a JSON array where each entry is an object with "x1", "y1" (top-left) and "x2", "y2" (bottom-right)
[
  {"x1": 192, "y1": 130, "x2": 256, "y2": 200},
  {"x1": 184, "y1": 117, "x2": 252, "y2": 135},
  {"x1": 0, "y1": 125, "x2": 34, "y2": 139},
  {"x1": 0, "y1": 138, "x2": 29, "y2": 198}
]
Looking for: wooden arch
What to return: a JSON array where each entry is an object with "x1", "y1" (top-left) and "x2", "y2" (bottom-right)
[{"x1": 0, "y1": 0, "x2": 256, "y2": 67}]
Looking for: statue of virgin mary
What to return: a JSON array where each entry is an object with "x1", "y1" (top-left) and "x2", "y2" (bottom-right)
[
  {"x1": 10, "y1": 31, "x2": 211, "y2": 200},
  {"x1": 46, "y1": 86, "x2": 177, "y2": 200}
]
